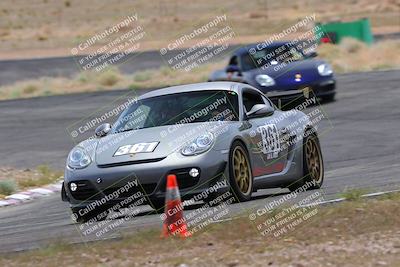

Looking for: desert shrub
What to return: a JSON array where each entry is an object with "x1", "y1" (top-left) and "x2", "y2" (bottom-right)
[
  {"x1": 97, "y1": 68, "x2": 121, "y2": 86},
  {"x1": 133, "y1": 71, "x2": 152, "y2": 82},
  {"x1": 22, "y1": 84, "x2": 39, "y2": 95},
  {"x1": 0, "y1": 180, "x2": 17, "y2": 195}
]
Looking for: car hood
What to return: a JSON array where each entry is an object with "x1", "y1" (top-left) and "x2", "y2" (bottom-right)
[
  {"x1": 247, "y1": 59, "x2": 325, "y2": 81},
  {"x1": 250, "y1": 59, "x2": 325, "y2": 75},
  {"x1": 246, "y1": 59, "x2": 325, "y2": 90},
  {"x1": 91, "y1": 122, "x2": 227, "y2": 166}
]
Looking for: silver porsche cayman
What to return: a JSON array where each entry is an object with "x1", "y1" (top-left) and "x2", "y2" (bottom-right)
[{"x1": 62, "y1": 82, "x2": 324, "y2": 222}]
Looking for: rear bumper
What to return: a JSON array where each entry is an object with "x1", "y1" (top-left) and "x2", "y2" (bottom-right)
[{"x1": 63, "y1": 149, "x2": 229, "y2": 209}]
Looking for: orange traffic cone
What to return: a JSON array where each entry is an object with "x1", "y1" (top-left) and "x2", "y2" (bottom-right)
[{"x1": 161, "y1": 174, "x2": 191, "y2": 238}]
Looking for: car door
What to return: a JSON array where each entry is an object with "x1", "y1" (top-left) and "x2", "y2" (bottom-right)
[
  {"x1": 241, "y1": 89, "x2": 288, "y2": 177},
  {"x1": 258, "y1": 94, "x2": 292, "y2": 175}
]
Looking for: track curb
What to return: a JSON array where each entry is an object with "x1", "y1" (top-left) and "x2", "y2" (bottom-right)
[{"x1": 0, "y1": 179, "x2": 63, "y2": 208}]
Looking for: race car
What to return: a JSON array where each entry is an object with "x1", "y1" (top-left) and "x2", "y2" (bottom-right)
[
  {"x1": 61, "y1": 82, "x2": 324, "y2": 222},
  {"x1": 208, "y1": 41, "x2": 336, "y2": 104}
]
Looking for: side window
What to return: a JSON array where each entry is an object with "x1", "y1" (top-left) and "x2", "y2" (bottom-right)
[
  {"x1": 242, "y1": 90, "x2": 265, "y2": 112},
  {"x1": 228, "y1": 56, "x2": 238, "y2": 66}
]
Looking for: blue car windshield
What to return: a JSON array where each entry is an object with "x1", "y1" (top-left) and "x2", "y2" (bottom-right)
[
  {"x1": 112, "y1": 90, "x2": 239, "y2": 133},
  {"x1": 241, "y1": 44, "x2": 305, "y2": 71}
]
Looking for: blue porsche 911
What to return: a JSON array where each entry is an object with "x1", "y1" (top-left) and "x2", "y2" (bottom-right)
[{"x1": 208, "y1": 41, "x2": 336, "y2": 104}]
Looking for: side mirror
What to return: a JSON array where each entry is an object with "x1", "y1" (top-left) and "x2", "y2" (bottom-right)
[
  {"x1": 226, "y1": 65, "x2": 241, "y2": 74},
  {"x1": 246, "y1": 104, "x2": 274, "y2": 119},
  {"x1": 95, "y1": 123, "x2": 111, "y2": 138}
]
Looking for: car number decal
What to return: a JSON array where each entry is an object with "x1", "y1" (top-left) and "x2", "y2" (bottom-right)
[
  {"x1": 259, "y1": 124, "x2": 281, "y2": 159},
  {"x1": 114, "y1": 142, "x2": 159, "y2": 156}
]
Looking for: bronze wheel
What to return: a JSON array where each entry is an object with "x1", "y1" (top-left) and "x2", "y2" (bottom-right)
[
  {"x1": 287, "y1": 131, "x2": 324, "y2": 192},
  {"x1": 305, "y1": 136, "x2": 323, "y2": 184},
  {"x1": 302, "y1": 132, "x2": 324, "y2": 190},
  {"x1": 229, "y1": 141, "x2": 253, "y2": 201}
]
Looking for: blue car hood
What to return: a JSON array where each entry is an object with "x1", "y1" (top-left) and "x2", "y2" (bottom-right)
[{"x1": 245, "y1": 59, "x2": 326, "y2": 90}]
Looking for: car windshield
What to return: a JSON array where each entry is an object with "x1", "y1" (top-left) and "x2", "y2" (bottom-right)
[
  {"x1": 241, "y1": 44, "x2": 305, "y2": 71},
  {"x1": 112, "y1": 90, "x2": 239, "y2": 133}
]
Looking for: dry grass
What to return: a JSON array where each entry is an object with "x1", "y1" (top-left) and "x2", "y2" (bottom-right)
[
  {"x1": 0, "y1": 38, "x2": 399, "y2": 101},
  {"x1": 339, "y1": 187, "x2": 370, "y2": 200},
  {"x1": 318, "y1": 38, "x2": 400, "y2": 72},
  {"x1": 0, "y1": 0, "x2": 399, "y2": 59},
  {"x1": 1, "y1": 193, "x2": 400, "y2": 266},
  {"x1": 0, "y1": 165, "x2": 62, "y2": 197},
  {"x1": 0, "y1": 61, "x2": 225, "y2": 100}
]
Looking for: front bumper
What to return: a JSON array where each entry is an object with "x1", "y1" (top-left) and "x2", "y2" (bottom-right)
[
  {"x1": 310, "y1": 78, "x2": 336, "y2": 97},
  {"x1": 261, "y1": 78, "x2": 336, "y2": 106},
  {"x1": 63, "y1": 149, "x2": 229, "y2": 209}
]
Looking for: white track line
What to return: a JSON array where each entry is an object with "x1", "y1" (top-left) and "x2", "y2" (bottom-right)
[{"x1": 213, "y1": 189, "x2": 400, "y2": 223}]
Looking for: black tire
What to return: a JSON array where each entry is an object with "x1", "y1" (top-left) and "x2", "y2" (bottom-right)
[
  {"x1": 287, "y1": 178, "x2": 306, "y2": 192},
  {"x1": 148, "y1": 198, "x2": 165, "y2": 213},
  {"x1": 228, "y1": 141, "x2": 253, "y2": 202},
  {"x1": 61, "y1": 182, "x2": 69, "y2": 202}
]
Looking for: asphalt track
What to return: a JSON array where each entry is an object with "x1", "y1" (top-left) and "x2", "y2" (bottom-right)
[
  {"x1": 0, "y1": 51, "x2": 169, "y2": 86},
  {"x1": 0, "y1": 46, "x2": 239, "y2": 87},
  {"x1": 0, "y1": 70, "x2": 399, "y2": 253},
  {"x1": 0, "y1": 31, "x2": 398, "y2": 86}
]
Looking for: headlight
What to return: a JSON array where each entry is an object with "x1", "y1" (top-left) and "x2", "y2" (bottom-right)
[
  {"x1": 255, "y1": 74, "x2": 275, "y2": 87},
  {"x1": 317, "y1": 63, "x2": 333, "y2": 76},
  {"x1": 181, "y1": 133, "x2": 214, "y2": 156},
  {"x1": 68, "y1": 147, "x2": 91, "y2": 169}
]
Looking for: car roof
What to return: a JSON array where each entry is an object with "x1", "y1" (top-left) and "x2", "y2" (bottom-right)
[
  {"x1": 139, "y1": 82, "x2": 247, "y2": 99},
  {"x1": 233, "y1": 41, "x2": 291, "y2": 56}
]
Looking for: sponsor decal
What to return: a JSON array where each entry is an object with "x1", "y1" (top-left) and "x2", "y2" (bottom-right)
[{"x1": 259, "y1": 124, "x2": 281, "y2": 159}]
